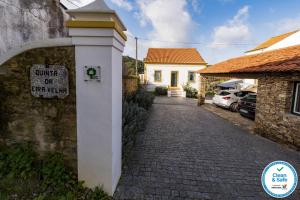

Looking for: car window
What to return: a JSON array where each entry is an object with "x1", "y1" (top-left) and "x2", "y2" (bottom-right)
[
  {"x1": 234, "y1": 92, "x2": 244, "y2": 97},
  {"x1": 236, "y1": 91, "x2": 255, "y2": 97},
  {"x1": 245, "y1": 94, "x2": 256, "y2": 103},
  {"x1": 241, "y1": 91, "x2": 250, "y2": 97},
  {"x1": 218, "y1": 91, "x2": 230, "y2": 96}
]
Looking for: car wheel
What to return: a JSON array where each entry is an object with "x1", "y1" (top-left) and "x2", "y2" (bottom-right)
[{"x1": 230, "y1": 103, "x2": 238, "y2": 112}]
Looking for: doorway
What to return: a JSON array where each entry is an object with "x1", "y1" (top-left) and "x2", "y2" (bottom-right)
[{"x1": 171, "y1": 71, "x2": 178, "y2": 87}]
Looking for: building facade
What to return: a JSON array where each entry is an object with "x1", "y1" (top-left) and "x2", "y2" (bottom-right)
[
  {"x1": 198, "y1": 45, "x2": 300, "y2": 150},
  {"x1": 144, "y1": 48, "x2": 207, "y2": 95},
  {"x1": 246, "y1": 30, "x2": 300, "y2": 55}
]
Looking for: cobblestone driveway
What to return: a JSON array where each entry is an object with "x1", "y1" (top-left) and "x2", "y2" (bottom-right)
[{"x1": 114, "y1": 97, "x2": 300, "y2": 200}]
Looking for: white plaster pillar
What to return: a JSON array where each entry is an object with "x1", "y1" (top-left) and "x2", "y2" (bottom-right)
[{"x1": 66, "y1": 0, "x2": 127, "y2": 195}]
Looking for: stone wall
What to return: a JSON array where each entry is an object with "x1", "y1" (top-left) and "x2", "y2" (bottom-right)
[
  {"x1": 0, "y1": 0, "x2": 67, "y2": 57},
  {"x1": 0, "y1": 46, "x2": 77, "y2": 170},
  {"x1": 255, "y1": 74, "x2": 300, "y2": 150}
]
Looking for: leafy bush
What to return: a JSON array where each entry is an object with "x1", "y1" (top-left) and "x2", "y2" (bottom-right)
[
  {"x1": 0, "y1": 143, "x2": 36, "y2": 180},
  {"x1": 122, "y1": 88, "x2": 154, "y2": 165},
  {"x1": 41, "y1": 153, "x2": 76, "y2": 193},
  {"x1": 125, "y1": 88, "x2": 155, "y2": 111},
  {"x1": 205, "y1": 91, "x2": 215, "y2": 96},
  {"x1": 155, "y1": 86, "x2": 168, "y2": 96},
  {"x1": 134, "y1": 89, "x2": 155, "y2": 110},
  {"x1": 0, "y1": 144, "x2": 111, "y2": 200},
  {"x1": 183, "y1": 83, "x2": 198, "y2": 98},
  {"x1": 122, "y1": 101, "x2": 148, "y2": 164},
  {"x1": 123, "y1": 56, "x2": 144, "y2": 76}
]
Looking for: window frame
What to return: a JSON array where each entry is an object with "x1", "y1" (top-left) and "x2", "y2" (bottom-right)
[
  {"x1": 292, "y1": 81, "x2": 300, "y2": 116},
  {"x1": 154, "y1": 70, "x2": 162, "y2": 82},
  {"x1": 188, "y1": 71, "x2": 196, "y2": 83}
]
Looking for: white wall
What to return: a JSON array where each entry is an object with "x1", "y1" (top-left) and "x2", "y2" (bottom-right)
[
  {"x1": 71, "y1": 28, "x2": 124, "y2": 195},
  {"x1": 111, "y1": 46, "x2": 122, "y2": 192},
  {"x1": 145, "y1": 64, "x2": 206, "y2": 91},
  {"x1": 246, "y1": 30, "x2": 300, "y2": 55},
  {"x1": 266, "y1": 30, "x2": 300, "y2": 51},
  {"x1": 75, "y1": 45, "x2": 114, "y2": 191}
]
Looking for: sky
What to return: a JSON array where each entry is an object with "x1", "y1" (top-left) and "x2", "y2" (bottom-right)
[{"x1": 70, "y1": 0, "x2": 300, "y2": 64}]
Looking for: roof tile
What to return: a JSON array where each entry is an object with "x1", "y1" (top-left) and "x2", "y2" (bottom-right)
[
  {"x1": 199, "y1": 45, "x2": 300, "y2": 74},
  {"x1": 144, "y1": 48, "x2": 206, "y2": 65}
]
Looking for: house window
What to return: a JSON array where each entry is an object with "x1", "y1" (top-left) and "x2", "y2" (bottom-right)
[
  {"x1": 188, "y1": 71, "x2": 196, "y2": 82},
  {"x1": 154, "y1": 70, "x2": 162, "y2": 82},
  {"x1": 292, "y1": 82, "x2": 300, "y2": 115}
]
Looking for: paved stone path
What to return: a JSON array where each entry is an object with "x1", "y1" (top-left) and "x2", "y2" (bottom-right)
[
  {"x1": 114, "y1": 97, "x2": 300, "y2": 200},
  {"x1": 202, "y1": 104, "x2": 255, "y2": 133}
]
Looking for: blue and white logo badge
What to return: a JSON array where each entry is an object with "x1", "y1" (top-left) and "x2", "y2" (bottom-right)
[{"x1": 261, "y1": 161, "x2": 298, "y2": 198}]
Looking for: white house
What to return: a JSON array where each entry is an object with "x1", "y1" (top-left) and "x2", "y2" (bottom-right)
[
  {"x1": 144, "y1": 48, "x2": 207, "y2": 96},
  {"x1": 245, "y1": 30, "x2": 300, "y2": 55}
]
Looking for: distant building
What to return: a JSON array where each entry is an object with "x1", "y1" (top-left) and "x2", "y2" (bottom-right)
[
  {"x1": 144, "y1": 48, "x2": 207, "y2": 97},
  {"x1": 245, "y1": 30, "x2": 300, "y2": 55}
]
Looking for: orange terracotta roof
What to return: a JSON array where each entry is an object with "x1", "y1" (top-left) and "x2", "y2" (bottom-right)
[
  {"x1": 199, "y1": 45, "x2": 300, "y2": 74},
  {"x1": 246, "y1": 30, "x2": 298, "y2": 53},
  {"x1": 144, "y1": 48, "x2": 206, "y2": 65}
]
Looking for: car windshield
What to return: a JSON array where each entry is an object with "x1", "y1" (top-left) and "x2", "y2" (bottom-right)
[{"x1": 218, "y1": 91, "x2": 231, "y2": 96}]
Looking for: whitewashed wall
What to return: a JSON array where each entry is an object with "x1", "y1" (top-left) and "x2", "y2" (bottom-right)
[
  {"x1": 0, "y1": 0, "x2": 67, "y2": 57},
  {"x1": 246, "y1": 31, "x2": 300, "y2": 55},
  {"x1": 265, "y1": 31, "x2": 300, "y2": 51},
  {"x1": 71, "y1": 27, "x2": 125, "y2": 194},
  {"x1": 145, "y1": 64, "x2": 206, "y2": 91}
]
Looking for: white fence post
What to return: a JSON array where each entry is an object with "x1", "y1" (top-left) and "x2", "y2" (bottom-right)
[{"x1": 66, "y1": 0, "x2": 127, "y2": 195}]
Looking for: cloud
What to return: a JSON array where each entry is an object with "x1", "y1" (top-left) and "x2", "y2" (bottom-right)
[
  {"x1": 137, "y1": 0, "x2": 193, "y2": 41},
  {"x1": 210, "y1": 5, "x2": 251, "y2": 49},
  {"x1": 190, "y1": 0, "x2": 202, "y2": 14},
  {"x1": 109, "y1": 0, "x2": 133, "y2": 11},
  {"x1": 133, "y1": 0, "x2": 195, "y2": 55},
  {"x1": 123, "y1": 30, "x2": 136, "y2": 58},
  {"x1": 269, "y1": 16, "x2": 300, "y2": 34}
]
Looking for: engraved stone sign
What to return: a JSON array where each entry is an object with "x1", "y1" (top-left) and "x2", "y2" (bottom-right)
[{"x1": 30, "y1": 64, "x2": 69, "y2": 99}]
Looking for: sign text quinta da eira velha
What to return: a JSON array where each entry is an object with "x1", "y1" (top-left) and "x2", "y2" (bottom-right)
[{"x1": 30, "y1": 64, "x2": 69, "y2": 99}]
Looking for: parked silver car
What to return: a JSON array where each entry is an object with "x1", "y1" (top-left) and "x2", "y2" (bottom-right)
[{"x1": 212, "y1": 90, "x2": 253, "y2": 112}]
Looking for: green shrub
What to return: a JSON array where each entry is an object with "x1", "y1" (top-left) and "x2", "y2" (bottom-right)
[
  {"x1": 121, "y1": 87, "x2": 154, "y2": 165},
  {"x1": 205, "y1": 91, "x2": 215, "y2": 96},
  {"x1": 155, "y1": 86, "x2": 168, "y2": 96},
  {"x1": 122, "y1": 101, "x2": 148, "y2": 164},
  {"x1": 125, "y1": 88, "x2": 155, "y2": 110},
  {"x1": 0, "y1": 143, "x2": 36, "y2": 180},
  {"x1": 41, "y1": 153, "x2": 75, "y2": 193},
  {"x1": 0, "y1": 144, "x2": 111, "y2": 200},
  {"x1": 134, "y1": 89, "x2": 155, "y2": 110},
  {"x1": 183, "y1": 83, "x2": 198, "y2": 98}
]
